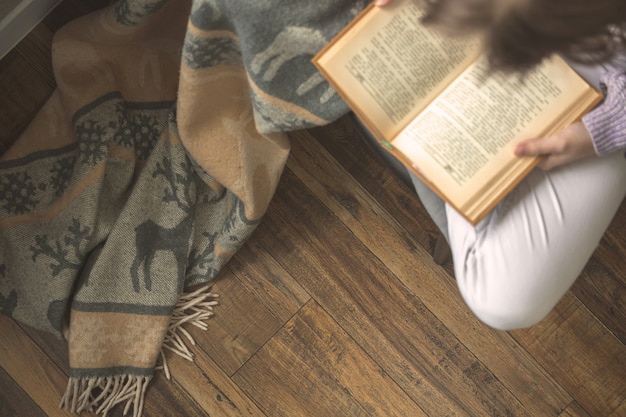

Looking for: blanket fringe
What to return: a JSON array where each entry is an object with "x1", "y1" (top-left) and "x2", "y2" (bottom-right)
[
  {"x1": 158, "y1": 284, "x2": 219, "y2": 380},
  {"x1": 60, "y1": 285, "x2": 218, "y2": 416},
  {"x1": 60, "y1": 374, "x2": 152, "y2": 417}
]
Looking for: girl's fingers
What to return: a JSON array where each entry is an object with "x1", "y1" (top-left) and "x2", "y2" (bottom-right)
[
  {"x1": 516, "y1": 122, "x2": 595, "y2": 170},
  {"x1": 515, "y1": 137, "x2": 554, "y2": 157}
]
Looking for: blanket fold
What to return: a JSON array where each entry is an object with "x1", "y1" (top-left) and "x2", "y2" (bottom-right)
[{"x1": 0, "y1": 0, "x2": 368, "y2": 415}]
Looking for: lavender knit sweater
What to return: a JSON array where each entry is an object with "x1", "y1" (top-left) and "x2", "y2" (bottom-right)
[{"x1": 582, "y1": 70, "x2": 626, "y2": 156}]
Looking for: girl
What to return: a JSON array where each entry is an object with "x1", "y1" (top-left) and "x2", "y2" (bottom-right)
[{"x1": 376, "y1": 0, "x2": 626, "y2": 329}]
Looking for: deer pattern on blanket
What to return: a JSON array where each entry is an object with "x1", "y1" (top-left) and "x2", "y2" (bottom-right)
[
  {"x1": 249, "y1": 26, "x2": 333, "y2": 101},
  {"x1": 0, "y1": 0, "x2": 370, "y2": 337},
  {"x1": 0, "y1": 1, "x2": 379, "y2": 415},
  {"x1": 129, "y1": 152, "x2": 241, "y2": 294},
  {"x1": 130, "y1": 155, "x2": 197, "y2": 293},
  {"x1": 0, "y1": 92, "x2": 258, "y2": 334},
  {"x1": 182, "y1": 0, "x2": 369, "y2": 133}
]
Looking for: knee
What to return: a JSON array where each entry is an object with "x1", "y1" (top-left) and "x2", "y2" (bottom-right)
[
  {"x1": 455, "y1": 255, "x2": 563, "y2": 331},
  {"x1": 464, "y1": 297, "x2": 550, "y2": 331}
]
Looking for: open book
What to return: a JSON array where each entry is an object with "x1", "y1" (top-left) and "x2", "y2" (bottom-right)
[{"x1": 313, "y1": 0, "x2": 602, "y2": 225}]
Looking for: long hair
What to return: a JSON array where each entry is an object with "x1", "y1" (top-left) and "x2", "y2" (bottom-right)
[{"x1": 421, "y1": 0, "x2": 626, "y2": 72}]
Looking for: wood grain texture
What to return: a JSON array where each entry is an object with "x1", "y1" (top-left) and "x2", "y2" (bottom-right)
[
  {"x1": 254, "y1": 167, "x2": 546, "y2": 416},
  {"x1": 0, "y1": 366, "x2": 47, "y2": 417},
  {"x1": 289, "y1": 127, "x2": 571, "y2": 415},
  {"x1": 165, "y1": 343, "x2": 266, "y2": 417},
  {"x1": 512, "y1": 292, "x2": 626, "y2": 417},
  {"x1": 234, "y1": 301, "x2": 428, "y2": 417},
  {"x1": 225, "y1": 239, "x2": 311, "y2": 322},
  {"x1": 1, "y1": 1, "x2": 625, "y2": 416},
  {"x1": 558, "y1": 402, "x2": 592, "y2": 417},
  {"x1": 188, "y1": 270, "x2": 286, "y2": 376},
  {"x1": 0, "y1": 315, "x2": 75, "y2": 417}
]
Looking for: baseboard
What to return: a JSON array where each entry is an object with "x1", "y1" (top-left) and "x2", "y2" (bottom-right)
[{"x1": 0, "y1": 0, "x2": 63, "y2": 60}]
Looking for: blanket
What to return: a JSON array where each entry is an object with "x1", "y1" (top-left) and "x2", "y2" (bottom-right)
[{"x1": 0, "y1": 0, "x2": 368, "y2": 415}]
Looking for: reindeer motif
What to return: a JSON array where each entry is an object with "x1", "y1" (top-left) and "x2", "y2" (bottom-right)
[
  {"x1": 130, "y1": 156, "x2": 195, "y2": 292},
  {"x1": 0, "y1": 289, "x2": 17, "y2": 317},
  {"x1": 131, "y1": 214, "x2": 195, "y2": 292},
  {"x1": 250, "y1": 26, "x2": 335, "y2": 102}
]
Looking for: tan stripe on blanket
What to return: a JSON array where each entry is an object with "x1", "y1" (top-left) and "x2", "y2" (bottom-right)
[
  {"x1": 0, "y1": 145, "x2": 137, "y2": 230},
  {"x1": 69, "y1": 310, "x2": 170, "y2": 370}
]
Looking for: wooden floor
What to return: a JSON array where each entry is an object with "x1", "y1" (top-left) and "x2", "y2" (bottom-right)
[{"x1": 1, "y1": 1, "x2": 625, "y2": 416}]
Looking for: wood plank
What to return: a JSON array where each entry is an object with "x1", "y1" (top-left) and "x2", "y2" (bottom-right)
[
  {"x1": 0, "y1": 315, "x2": 77, "y2": 416},
  {"x1": 18, "y1": 323, "x2": 70, "y2": 372},
  {"x1": 0, "y1": 366, "x2": 47, "y2": 417},
  {"x1": 0, "y1": 48, "x2": 54, "y2": 150},
  {"x1": 312, "y1": 116, "x2": 626, "y2": 414},
  {"x1": 558, "y1": 401, "x2": 592, "y2": 417},
  {"x1": 153, "y1": 240, "x2": 311, "y2": 416},
  {"x1": 234, "y1": 300, "x2": 428, "y2": 417},
  {"x1": 286, "y1": 127, "x2": 572, "y2": 415},
  {"x1": 14, "y1": 23, "x2": 56, "y2": 87},
  {"x1": 308, "y1": 118, "x2": 447, "y2": 263},
  {"x1": 165, "y1": 337, "x2": 267, "y2": 417},
  {"x1": 570, "y1": 255, "x2": 626, "y2": 345},
  {"x1": 2, "y1": 314, "x2": 208, "y2": 417},
  {"x1": 77, "y1": 371, "x2": 211, "y2": 417},
  {"x1": 187, "y1": 269, "x2": 285, "y2": 376},
  {"x1": 608, "y1": 400, "x2": 626, "y2": 417},
  {"x1": 132, "y1": 372, "x2": 209, "y2": 417},
  {"x1": 226, "y1": 239, "x2": 311, "y2": 322},
  {"x1": 571, "y1": 201, "x2": 626, "y2": 345},
  {"x1": 512, "y1": 292, "x2": 626, "y2": 417},
  {"x1": 0, "y1": 0, "x2": 114, "y2": 151},
  {"x1": 40, "y1": 0, "x2": 111, "y2": 33},
  {"x1": 254, "y1": 167, "x2": 534, "y2": 416}
]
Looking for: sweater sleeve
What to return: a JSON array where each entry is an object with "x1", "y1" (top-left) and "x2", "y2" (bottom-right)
[{"x1": 581, "y1": 70, "x2": 626, "y2": 156}]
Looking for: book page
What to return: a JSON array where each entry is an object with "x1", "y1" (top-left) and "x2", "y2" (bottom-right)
[
  {"x1": 391, "y1": 54, "x2": 600, "y2": 217},
  {"x1": 314, "y1": 0, "x2": 480, "y2": 141}
]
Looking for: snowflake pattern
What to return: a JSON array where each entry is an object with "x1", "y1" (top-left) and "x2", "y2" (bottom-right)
[
  {"x1": 50, "y1": 155, "x2": 77, "y2": 197},
  {"x1": 75, "y1": 120, "x2": 109, "y2": 165},
  {"x1": 0, "y1": 171, "x2": 39, "y2": 214},
  {"x1": 0, "y1": 97, "x2": 172, "y2": 219},
  {"x1": 183, "y1": 32, "x2": 242, "y2": 70},
  {"x1": 113, "y1": 104, "x2": 162, "y2": 160},
  {"x1": 113, "y1": 0, "x2": 168, "y2": 26}
]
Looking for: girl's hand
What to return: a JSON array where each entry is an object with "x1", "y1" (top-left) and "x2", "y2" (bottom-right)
[
  {"x1": 515, "y1": 122, "x2": 596, "y2": 170},
  {"x1": 374, "y1": 0, "x2": 393, "y2": 6}
]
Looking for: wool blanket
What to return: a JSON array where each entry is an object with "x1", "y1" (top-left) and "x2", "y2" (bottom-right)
[{"x1": 0, "y1": 0, "x2": 368, "y2": 415}]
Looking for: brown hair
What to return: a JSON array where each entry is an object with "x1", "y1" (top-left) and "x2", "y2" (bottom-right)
[{"x1": 421, "y1": 0, "x2": 626, "y2": 72}]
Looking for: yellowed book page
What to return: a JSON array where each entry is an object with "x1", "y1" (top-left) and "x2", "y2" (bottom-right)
[
  {"x1": 391, "y1": 54, "x2": 599, "y2": 215},
  {"x1": 315, "y1": 0, "x2": 480, "y2": 141}
]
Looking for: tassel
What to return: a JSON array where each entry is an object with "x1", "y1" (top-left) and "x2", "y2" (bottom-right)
[
  {"x1": 60, "y1": 375, "x2": 152, "y2": 417},
  {"x1": 60, "y1": 285, "x2": 218, "y2": 416},
  {"x1": 158, "y1": 284, "x2": 219, "y2": 379}
]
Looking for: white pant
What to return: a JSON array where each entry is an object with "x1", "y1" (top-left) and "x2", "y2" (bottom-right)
[{"x1": 411, "y1": 151, "x2": 626, "y2": 330}]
